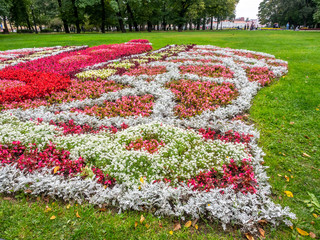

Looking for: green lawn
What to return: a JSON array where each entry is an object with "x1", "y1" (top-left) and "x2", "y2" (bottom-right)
[{"x1": 0, "y1": 31, "x2": 319, "y2": 240}]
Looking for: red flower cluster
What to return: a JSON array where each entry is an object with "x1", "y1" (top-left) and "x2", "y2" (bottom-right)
[
  {"x1": 0, "y1": 141, "x2": 116, "y2": 187},
  {"x1": 124, "y1": 66, "x2": 167, "y2": 76},
  {"x1": 71, "y1": 95, "x2": 155, "y2": 119},
  {"x1": 245, "y1": 66, "x2": 276, "y2": 86},
  {"x1": 179, "y1": 65, "x2": 234, "y2": 78},
  {"x1": 128, "y1": 39, "x2": 150, "y2": 43},
  {"x1": 233, "y1": 51, "x2": 274, "y2": 60},
  {"x1": 126, "y1": 138, "x2": 165, "y2": 154},
  {"x1": 199, "y1": 128, "x2": 252, "y2": 145},
  {"x1": 11, "y1": 42, "x2": 152, "y2": 76},
  {"x1": 46, "y1": 119, "x2": 129, "y2": 135},
  {"x1": 187, "y1": 159, "x2": 258, "y2": 194},
  {"x1": 0, "y1": 69, "x2": 70, "y2": 104},
  {"x1": 166, "y1": 79, "x2": 238, "y2": 118}
]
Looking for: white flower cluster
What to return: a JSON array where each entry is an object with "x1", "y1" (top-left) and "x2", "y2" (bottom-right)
[{"x1": 54, "y1": 122, "x2": 250, "y2": 186}]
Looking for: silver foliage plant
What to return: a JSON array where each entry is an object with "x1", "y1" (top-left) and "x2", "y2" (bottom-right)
[{"x1": 0, "y1": 43, "x2": 295, "y2": 234}]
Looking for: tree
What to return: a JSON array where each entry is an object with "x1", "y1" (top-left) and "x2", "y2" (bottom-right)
[
  {"x1": 258, "y1": 0, "x2": 317, "y2": 27},
  {"x1": 313, "y1": 0, "x2": 320, "y2": 25},
  {"x1": 0, "y1": 0, "x2": 12, "y2": 33}
]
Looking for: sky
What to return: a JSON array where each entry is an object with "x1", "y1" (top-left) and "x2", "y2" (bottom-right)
[{"x1": 236, "y1": 0, "x2": 263, "y2": 19}]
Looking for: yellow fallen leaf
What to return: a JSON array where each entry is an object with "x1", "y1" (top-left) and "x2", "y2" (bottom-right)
[
  {"x1": 66, "y1": 204, "x2": 71, "y2": 209},
  {"x1": 44, "y1": 206, "x2": 52, "y2": 212},
  {"x1": 277, "y1": 174, "x2": 282, "y2": 177},
  {"x1": 245, "y1": 233, "x2": 254, "y2": 240},
  {"x1": 50, "y1": 215, "x2": 56, "y2": 220},
  {"x1": 104, "y1": 185, "x2": 107, "y2": 189},
  {"x1": 297, "y1": 228, "x2": 309, "y2": 236},
  {"x1": 288, "y1": 169, "x2": 291, "y2": 172},
  {"x1": 285, "y1": 175, "x2": 289, "y2": 182},
  {"x1": 184, "y1": 221, "x2": 192, "y2": 228},
  {"x1": 284, "y1": 191, "x2": 293, "y2": 197},
  {"x1": 140, "y1": 215, "x2": 145, "y2": 224},
  {"x1": 134, "y1": 221, "x2": 138, "y2": 228},
  {"x1": 169, "y1": 231, "x2": 173, "y2": 235},
  {"x1": 145, "y1": 224, "x2": 150, "y2": 228},
  {"x1": 290, "y1": 225, "x2": 293, "y2": 230},
  {"x1": 291, "y1": 175, "x2": 293, "y2": 178},
  {"x1": 140, "y1": 177, "x2": 144, "y2": 184},
  {"x1": 76, "y1": 211, "x2": 81, "y2": 218},
  {"x1": 53, "y1": 166, "x2": 60, "y2": 174},
  {"x1": 195, "y1": 224, "x2": 198, "y2": 230},
  {"x1": 312, "y1": 213, "x2": 318, "y2": 218}
]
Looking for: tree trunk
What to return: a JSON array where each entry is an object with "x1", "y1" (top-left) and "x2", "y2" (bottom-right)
[
  {"x1": 31, "y1": 8, "x2": 38, "y2": 34},
  {"x1": 57, "y1": 0, "x2": 70, "y2": 33},
  {"x1": 71, "y1": 0, "x2": 81, "y2": 33},
  {"x1": 202, "y1": 15, "x2": 206, "y2": 30},
  {"x1": 147, "y1": 21, "x2": 152, "y2": 32},
  {"x1": 189, "y1": 20, "x2": 193, "y2": 30},
  {"x1": 126, "y1": 2, "x2": 138, "y2": 31},
  {"x1": 25, "y1": 13, "x2": 32, "y2": 32},
  {"x1": 196, "y1": 19, "x2": 200, "y2": 30},
  {"x1": 216, "y1": 17, "x2": 220, "y2": 30},
  {"x1": 101, "y1": 0, "x2": 106, "y2": 33},
  {"x1": 210, "y1": 16, "x2": 213, "y2": 30},
  {"x1": 115, "y1": 0, "x2": 126, "y2": 33},
  {"x1": 2, "y1": 16, "x2": 9, "y2": 34}
]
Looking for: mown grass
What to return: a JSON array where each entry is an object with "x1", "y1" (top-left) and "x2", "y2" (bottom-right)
[{"x1": 0, "y1": 31, "x2": 319, "y2": 240}]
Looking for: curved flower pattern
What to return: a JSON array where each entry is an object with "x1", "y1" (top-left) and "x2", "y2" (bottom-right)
[{"x1": 0, "y1": 41, "x2": 294, "y2": 234}]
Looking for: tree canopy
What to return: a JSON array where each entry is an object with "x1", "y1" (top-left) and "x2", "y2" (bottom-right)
[{"x1": 1, "y1": 0, "x2": 240, "y2": 33}]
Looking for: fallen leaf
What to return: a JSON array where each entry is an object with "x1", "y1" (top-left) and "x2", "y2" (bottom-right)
[
  {"x1": 310, "y1": 232, "x2": 316, "y2": 239},
  {"x1": 140, "y1": 215, "x2": 145, "y2": 224},
  {"x1": 297, "y1": 228, "x2": 309, "y2": 236},
  {"x1": 169, "y1": 231, "x2": 173, "y2": 235},
  {"x1": 44, "y1": 206, "x2": 52, "y2": 212},
  {"x1": 159, "y1": 221, "x2": 163, "y2": 228},
  {"x1": 245, "y1": 233, "x2": 254, "y2": 240},
  {"x1": 3, "y1": 197, "x2": 13, "y2": 201},
  {"x1": 66, "y1": 204, "x2": 71, "y2": 209},
  {"x1": 173, "y1": 222, "x2": 181, "y2": 231},
  {"x1": 311, "y1": 221, "x2": 315, "y2": 225},
  {"x1": 284, "y1": 191, "x2": 293, "y2": 197},
  {"x1": 195, "y1": 224, "x2": 198, "y2": 230},
  {"x1": 290, "y1": 225, "x2": 293, "y2": 230},
  {"x1": 290, "y1": 122, "x2": 295, "y2": 125},
  {"x1": 277, "y1": 174, "x2": 282, "y2": 177},
  {"x1": 258, "y1": 219, "x2": 267, "y2": 224},
  {"x1": 24, "y1": 189, "x2": 32, "y2": 194},
  {"x1": 145, "y1": 224, "x2": 150, "y2": 228},
  {"x1": 259, "y1": 228, "x2": 265, "y2": 237},
  {"x1": 50, "y1": 215, "x2": 56, "y2": 220},
  {"x1": 312, "y1": 213, "x2": 318, "y2": 218},
  {"x1": 184, "y1": 221, "x2": 192, "y2": 228},
  {"x1": 285, "y1": 175, "x2": 290, "y2": 182},
  {"x1": 291, "y1": 175, "x2": 293, "y2": 178},
  {"x1": 303, "y1": 153, "x2": 311, "y2": 158},
  {"x1": 76, "y1": 211, "x2": 81, "y2": 218},
  {"x1": 134, "y1": 221, "x2": 138, "y2": 228},
  {"x1": 99, "y1": 208, "x2": 106, "y2": 212},
  {"x1": 140, "y1": 177, "x2": 144, "y2": 184},
  {"x1": 53, "y1": 166, "x2": 60, "y2": 174}
]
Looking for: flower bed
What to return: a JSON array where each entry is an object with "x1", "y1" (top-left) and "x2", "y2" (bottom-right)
[{"x1": 0, "y1": 41, "x2": 294, "y2": 234}]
